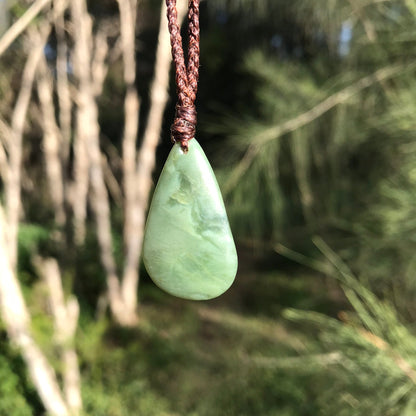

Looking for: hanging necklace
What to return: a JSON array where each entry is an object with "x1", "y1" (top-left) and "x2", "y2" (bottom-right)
[{"x1": 143, "y1": 0, "x2": 238, "y2": 300}]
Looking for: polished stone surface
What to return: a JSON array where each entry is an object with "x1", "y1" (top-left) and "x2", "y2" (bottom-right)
[{"x1": 143, "y1": 139, "x2": 238, "y2": 300}]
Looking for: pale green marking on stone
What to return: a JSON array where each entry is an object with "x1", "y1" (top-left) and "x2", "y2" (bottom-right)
[{"x1": 143, "y1": 139, "x2": 238, "y2": 300}]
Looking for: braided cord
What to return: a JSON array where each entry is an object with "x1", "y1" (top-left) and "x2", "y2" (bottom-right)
[{"x1": 166, "y1": 0, "x2": 200, "y2": 151}]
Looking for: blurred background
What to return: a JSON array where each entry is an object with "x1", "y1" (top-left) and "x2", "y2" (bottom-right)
[{"x1": 1, "y1": 0, "x2": 416, "y2": 415}]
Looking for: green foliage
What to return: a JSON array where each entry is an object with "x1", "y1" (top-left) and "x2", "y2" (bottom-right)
[
  {"x1": 17, "y1": 223, "x2": 50, "y2": 275},
  {"x1": 347, "y1": 76, "x2": 416, "y2": 316},
  {"x1": 3, "y1": 1, "x2": 416, "y2": 415},
  {"x1": 0, "y1": 331, "x2": 43, "y2": 415},
  {"x1": 202, "y1": 3, "x2": 416, "y2": 413},
  {"x1": 82, "y1": 380, "x2": 172, "y2": 416},
  {"x1": 72, "y1": 295, "x2": 321, "y2": 416},
  {"x1": 76, "y1": 319, "x2": 173, "y2": 416},
  {"x1": 211, "y1": 0, "x2": 416, "y2": 308},
  {"x1": 282, "y1": 240, "x2": 416, "y2": 416},
  {"x1": 0, "y1": 353, "x2": 33, "y2": 416}
]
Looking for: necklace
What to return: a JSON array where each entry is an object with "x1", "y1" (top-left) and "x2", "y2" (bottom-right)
[{"x1": 143, "y1": 0, "x2": 238, "y2": 300}]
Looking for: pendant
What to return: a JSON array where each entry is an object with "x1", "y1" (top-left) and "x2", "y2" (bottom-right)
[{"x1": 143, "y1": 139, "x2": 238, "y2": 300}]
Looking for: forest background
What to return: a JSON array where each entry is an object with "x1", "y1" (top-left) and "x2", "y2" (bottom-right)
[{"x1": 1, "y1": 0, "x2": 416, "y2": 415}]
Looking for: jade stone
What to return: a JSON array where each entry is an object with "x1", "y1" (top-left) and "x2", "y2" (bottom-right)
[{"x1": 143, "y1": 139, "x2": 238, "y2": 300}]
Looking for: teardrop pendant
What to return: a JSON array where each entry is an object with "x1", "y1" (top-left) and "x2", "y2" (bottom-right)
[{"x1": 143, "y1": 139, "x2": 238, "y2": 300}]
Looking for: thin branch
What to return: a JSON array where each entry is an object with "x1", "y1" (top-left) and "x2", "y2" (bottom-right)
[
  {"x1": 0, "y1": 209, "x2": 30, "y2": 335},
  {"x1": 0, "y1": 209, "x2": 69, "y2": 416},
  {"x1": 54, "y1": 0, "x2": 72, "y2": 175},
  {"x1": 37, "y1": 54, "x2": 66, "y2": 225},
  {"x1": 72, "y1": 28, "x2": 109, "y2": 240},
  {"x1": 71, "y1": 0, "x2": 130, "y2": 324},
  {"x1": 72, "y1": 126, "x2": 89, "y2": 244},
  {"x1": 6, "y1": 29, "x2": 48, "y2": 268},
  {"x1": 0, "y1": 0, "x2": 51, "y2": 56},
  {"x1": 70, "y1": 0, "x2": 92, "y2": 245},
  {"x1": 242, "y1": 351, "x2": 342, "y2": 369},
  {"x1": 223, "y1": 63, "x2": 415, "y2": 195},
  {"x1": 34, "y1": 257, "x2": 82, "y2": 414},
  {"x1": 274, "y1": 243, "x2": 332, "y2": 275},
  {"x1": 116, "y1": 0, "x2": 140, "y2": 314},
  {"x1": 92, "y1": 29, "x2": 109, "y2": 96},
  {"x1": 0, "y1": 136, "x2": 8, "y2": 181},
  {"x1": 102, "y1": 154, "x2": 123, "y2": 205},
  {"x1": 71, "y1": 4, "x2": 109, "y2": 245},
  {"x1": 18, "y1": 338, "x2": 69, "y2": 416},
  {"x1": 120, "y1": 0, "x2": 187, "y2": 313},
  {"x1": 348, "y1": 0, "x2": 376, "y2": 42},
  {"x1": 117, "y1": 0, "x2": 137, "y2": 85},
  {"x1": 118, "y1": 0, "x2": 141, "y2": 319},
  {"x1": 0, "y1": 116, "x2": 11, "y2": 149}
]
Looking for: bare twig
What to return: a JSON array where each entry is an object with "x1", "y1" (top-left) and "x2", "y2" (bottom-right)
[
  {"x1": 71, "y1": 0, "x2": 131, "y2": 324},
  {"x1": 242, "y1": 352, "x2": 342, "y2": 369},
  {"x1": 19, "y1": 339, "x2": 69, "y2": 416},
  {"x1": 92, "y1": 29, "x2": 109, "y2": 96},
  {"x1": 54, "y1": 0, "x2": 72, "y2": 174},
  {"x1": 0, "y1": 136, "x2": 8, "y2": 181},
  {"x1": 0, "y1": 25, "x2": 75, "y2": 415},
  {"x1": 119, "y1": 0, "x2": 187, "y2": 316},
  {"x1": 6, "y1": 29, "x2": 48, "y2": 268},
  {"x1": 0, "y1": 116, "x2": 11, "y2": 149},
  {"x1": 224, "y1": 63, "x2": 415, "y2": 195},
  {"x1": 70, "y1": 0, "x2": 92, "y2": 244},
  {"x1": 348, "y1": 0, "x2": 377, "y2": 42},
  {"x1": 0, "y1": 0, "x2": 51, "y2": 56},
  {"x1": 37, "y1": 54, "x2": 66, "y2": 225},
  {"x1": 0, "y1": 209, "x2": 70, "y2": 416},
  {"x1": 117, "y1": 0, "x2": 140, "y2": 316},
  {"x1": 34, "y1": 257, "x2": 82, "y2": 414},
  {"x1": 72, "y1": 125, "x2": 89, "y2": 243},
  {"x1": 102, "y1": 154, "x2": 123, "y2": 205},
  {"x1": 0, "y1": 209, "x2": 30, "y2": 334},
  {"x1": 71, "y1": 3, "x2": 110, "y2": 246}
]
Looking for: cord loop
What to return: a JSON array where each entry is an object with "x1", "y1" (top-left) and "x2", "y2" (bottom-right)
[{"x1": 166, "y1": 0, "x2": 200, "y2": 152}]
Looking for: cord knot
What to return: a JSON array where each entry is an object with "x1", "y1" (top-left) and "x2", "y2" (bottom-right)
[{"x1": 171, "y1": 104, "x2": 197, "y2": 152}]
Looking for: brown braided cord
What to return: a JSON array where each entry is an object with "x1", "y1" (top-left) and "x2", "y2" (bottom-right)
[
  {"x1": 186, "y1": 1, "x2": 200, "y2": 99},
  {"x1": 166, "y1": 0, "x2": 200, "y2": 152}
]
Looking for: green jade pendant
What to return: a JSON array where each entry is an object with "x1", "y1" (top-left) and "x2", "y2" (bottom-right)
[{"x1": 143, "y1": 139, "x2": 238, "y2": 300}]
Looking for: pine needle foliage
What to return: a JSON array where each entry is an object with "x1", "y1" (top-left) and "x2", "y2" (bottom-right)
[
  {"x1": 282, "y1": 239, "x2": 416, "y2": 416},
  {"x1": 205, "y1": 4, "x2": 416, "y2": 412},
  {"x1": 210, "y1": 0, "x2": 416, "y2": 298}
]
